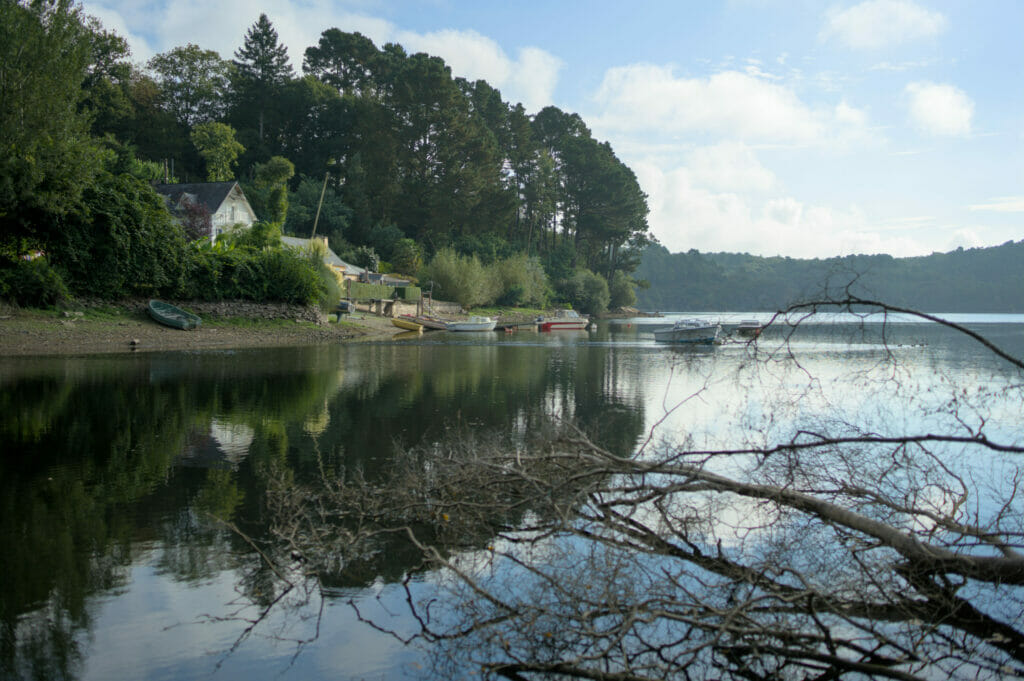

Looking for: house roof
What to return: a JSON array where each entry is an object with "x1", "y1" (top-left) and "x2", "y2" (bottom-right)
[
  {"x1": 280, "y1": 236, "x2": 365, "y2": 275},
  {"x1": 153, "y1": 182, "x2": 241, "y2": 213}
]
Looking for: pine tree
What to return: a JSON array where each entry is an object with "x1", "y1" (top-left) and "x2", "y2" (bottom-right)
[{"x1": 232, "y1": 14, "x2": 293, "y2": 143}]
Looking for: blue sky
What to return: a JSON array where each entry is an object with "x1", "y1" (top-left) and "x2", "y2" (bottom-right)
[{"x1": 81, "y1": 0, "x2": 1024, "y2": 258}]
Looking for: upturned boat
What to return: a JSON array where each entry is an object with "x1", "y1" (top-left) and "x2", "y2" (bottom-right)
[{"x1": 392, "y1": 316, "x2": 424, "y2": 332}]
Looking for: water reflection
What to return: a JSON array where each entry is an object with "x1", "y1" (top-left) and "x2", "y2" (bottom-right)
[
  {"x1": 1, "y1": 319, "x2": 1020, "y2": 680},
  {"x1": 0, "y1": 339, "x2": 647, "y2": 680}
]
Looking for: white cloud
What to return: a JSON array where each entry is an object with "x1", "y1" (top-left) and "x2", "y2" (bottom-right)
[
  {"x1": 821, "y1": 0, "x2": 948, "y2": 50},
  {"x1": 969, "y1": 197, "x2": 1024, "y2": 213},
  {"x1": 685, "y1": 143, "x2": 778, "y2": 194},
  {"x1": 632, "y1": 160, "x2": 931, "y2": 258},
  {"x1": 904, "y1": 82, "x2": 973, "y2": 136},
  {"x1": 630, "y1": 153, "x2": 966, "y2": 258},
  {"x1": 592, "y1": 65, "x2": 870, "y2": 145},
  {"x1": 398, "y1": 30, "x2": 562, "y2": 112}
]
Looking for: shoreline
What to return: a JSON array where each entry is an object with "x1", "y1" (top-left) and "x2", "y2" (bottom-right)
[{"x1": 0, "y1": 305, "x2": 401, "y2": 357}]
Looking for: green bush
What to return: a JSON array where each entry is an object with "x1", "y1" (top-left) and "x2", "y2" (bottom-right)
[
  {"x1": 184, "y1": 243, "x2": 324, "y2": 305},
  {"x1": 609, "y1": 271, "x2": 637, "y2": 309},
  {"x1": 50, "y1": 172, "x2": 188, "y2": 298},
  {"x1": 492, "y1": 254, "x2": 551, "y2": 307},
  {"x1": 420, "y1": 248, "x2": 495, "y2": 308},
  {"x1": 558, "y1": 268, "x2": 610, "y2": 316},
  {"x1": 0, "y1": 257, "x2": 70, "y2": 307},
  {"x1": 224, "y1": 221, "x2": 282, "y2": 250},
  {"x1": 391, "y1": 238, "x2": 423, "y2": 274}
]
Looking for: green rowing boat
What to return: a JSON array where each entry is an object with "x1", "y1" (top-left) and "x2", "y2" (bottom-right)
[{"x1": 148, "y1": 300, "x2": 202, "y2": 330}]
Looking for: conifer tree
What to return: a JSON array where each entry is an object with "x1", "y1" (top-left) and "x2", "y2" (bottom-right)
[{"x1": 232, "y1": 14, "x2": 293, "y2": 144}]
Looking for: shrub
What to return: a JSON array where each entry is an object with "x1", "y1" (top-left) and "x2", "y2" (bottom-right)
[
  {"x1": 492, "y1": 254, "x2": 551, "y2": 308},
  {"x1": 225, "y1": 221, "x2": 281, "y2": 250},
  {"x1": 0, "y1": 257, "x2": 70, "y2": 307},
  {"x1": 609, "y1": 271, "x2": 637, "y2": 309},
  {"x1": 391, "y1": 238, "x2": 423, "y2": 275},
  {"x1": 558, "y1": 268, "x2": 610, "y2": 316},
  {"x1": 184, "y1": 243, "x2": 324, "y2": 305},
  {"x1": 50, "y1": 172, "x2": 188, "y2": 298},
  {"x1": 420, "y1": 248, "x2": 495, "y2": 308},
  {"x1": 352, "y1": 246, "x2": 380, "y2": 272}
]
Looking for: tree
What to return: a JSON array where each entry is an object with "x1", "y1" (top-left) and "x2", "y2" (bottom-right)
[
  {"x1": 148, "y1": 44, "x2": 231, "y2": 127},
  {"x1": 0, "y1": 0, "x2": 104, "y2": 248},
  {"x1": 608, "y1": 270, "x2": 637, "y2": 309},
  {"x1": 231, "y1": 14, "x2": 294, "y2": 147},
  {"x1": 264, "y1": 297, "x2": 1024, "y2": 680},
  {"x1": 286, "y1": 174, "x2": 352, "y2": 248},
  {"x1": 191, "y1": 122, "x2": 244, "y2": 182},
  {"x1": 302, "y1": 29, "x2": 381, "y2": 95},
  {"x1": 246, "y1": 156, "x2": 295, "y2": 225}
]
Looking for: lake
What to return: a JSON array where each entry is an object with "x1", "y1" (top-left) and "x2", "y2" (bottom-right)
[{"x1": 2, "y1": 313, "x2": 1022, "y2": 680}]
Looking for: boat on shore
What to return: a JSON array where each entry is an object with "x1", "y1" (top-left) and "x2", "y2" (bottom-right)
[
  {"x1": 653, "y1": 318, "x2": 720, "y2": 344},
  {"x1": 148, "y1": 300, "x2": 202, "y2": 330},
  {"x1": 391, "y1": 316, "x2": 424, "y2": 333},
  {"x1": 446, "y1": 315, "x2": 497, "y2": 332},
  {"x1": 537, "y1": 309, "x2": 589, "y2": 331}
]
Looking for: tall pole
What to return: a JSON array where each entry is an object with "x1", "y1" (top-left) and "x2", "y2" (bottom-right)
[{"x1": 311, "y1": 170, "x2": 329, "y2": 239}]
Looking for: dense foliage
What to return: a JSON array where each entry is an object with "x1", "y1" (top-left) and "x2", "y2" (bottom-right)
[
  {"x1": 637, "y1": 241, "x2": 1024, "y2": 312},
  {"x1": 0, "y1": 4, "x2": 651, "y2": 310}
]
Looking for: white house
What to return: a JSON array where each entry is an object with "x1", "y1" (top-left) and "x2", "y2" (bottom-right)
[{"x1": 154, "y1": 181, "x2": 258, "y2": 242}]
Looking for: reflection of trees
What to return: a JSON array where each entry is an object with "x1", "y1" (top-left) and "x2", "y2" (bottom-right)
[
  {"x1": 269, "y1": 300, "x2": 1024, "y2": 680},
  {"x1": 0, "y1": 338, "x2": 651, "y2": 677},
  {"x1": 0, "y1": 349, "x2": 346, "y2": 679}
]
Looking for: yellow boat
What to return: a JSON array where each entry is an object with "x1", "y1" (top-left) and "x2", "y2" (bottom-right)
[{"x1": 391, "y1": 316, "x2": 424, "y2": 333}]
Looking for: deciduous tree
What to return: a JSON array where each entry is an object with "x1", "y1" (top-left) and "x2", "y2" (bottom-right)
[
  {"x1": 191, "y1": 122, "x2": 244, "y2": 182},
  {"x1": 0, "y1": 0, "x2": 104, "y2": 247},
  {"x1": 148, "y1": 44, "x2": 231, "y2": 127}
]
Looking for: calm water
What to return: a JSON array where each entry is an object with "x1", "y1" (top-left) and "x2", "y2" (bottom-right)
[{"x1": 2, "y1": 314, "x2": 1022, "y2": 680}]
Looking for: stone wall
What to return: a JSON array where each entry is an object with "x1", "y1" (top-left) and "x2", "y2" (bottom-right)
[{"x1": 81, "y1": 298, "x2": 327, "y2": 324}]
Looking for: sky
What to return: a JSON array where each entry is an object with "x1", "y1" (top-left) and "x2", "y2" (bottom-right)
[{"x1": 80, "y1": 0, "x2": 1024, "y2": 259}]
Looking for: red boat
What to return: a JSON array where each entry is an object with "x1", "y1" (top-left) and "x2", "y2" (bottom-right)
[{"x1": 537, "y1": 309, "x2": 589, "y2": 331}]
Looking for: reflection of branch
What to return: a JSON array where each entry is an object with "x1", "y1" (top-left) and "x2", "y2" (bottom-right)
[
  {"x1": 256, "y1": 299, "x2": 1024, "y2": 679},
  {"x1": 207, "y1": 514, "x2": 326, "y2": 672}
]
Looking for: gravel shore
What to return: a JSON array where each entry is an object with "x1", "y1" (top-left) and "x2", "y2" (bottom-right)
[{"x1": 0, "y1": 304, "x2": 400, "y2": 357}]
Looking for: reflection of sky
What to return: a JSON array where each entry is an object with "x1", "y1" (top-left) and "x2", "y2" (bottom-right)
[{"x1": 79, "y1": 554, "x2": 425, "y2": 681}]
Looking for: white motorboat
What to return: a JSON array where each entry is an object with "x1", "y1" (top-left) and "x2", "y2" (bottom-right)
[
  {"x1": 446, "y1": 315, "x2": 497, "y2": 332},
  {"x1": 537, "y1": 309, "x2": 589, "y2": 331},
  {"x1": 653, "y1": 318, "x2": 721, "y2": 344}
]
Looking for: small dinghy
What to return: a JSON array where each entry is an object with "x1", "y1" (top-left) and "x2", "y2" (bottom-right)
[{"x1": 148, "y1": 300, "x2": 202, "y2": 330}]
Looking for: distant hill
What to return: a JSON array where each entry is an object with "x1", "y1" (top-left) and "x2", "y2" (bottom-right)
[{"x1": 635, "y1": 240, "x2": 1024, "y2": 313}]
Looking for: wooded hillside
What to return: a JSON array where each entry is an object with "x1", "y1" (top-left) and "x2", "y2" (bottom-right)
[
  {"x1": 636, "y1": 240, "x2": 1024, "y2": 312},
  {"x1": 1, "y1": 5, "x2": 650, "y2": 313}
]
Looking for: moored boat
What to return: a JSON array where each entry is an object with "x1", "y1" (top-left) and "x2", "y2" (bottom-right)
[
  {"x1": 392, "y1": 316, "x2": 424, "y2": 332},
  {"x1": 653, "y1": 318, "x2": 720, "y2": 344},
  {"x1": 735, "y1": 319, "x2": 763, "y2": 338},
  {"x1": 148, "y1": 300, "x2": 202, "y2": 330},
  {"x1": 537, "y1": 309, "x2": 589, "y2": 331},
  {"x1": 446, "y1": 315, "x2": 497, "y2": 332}
]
